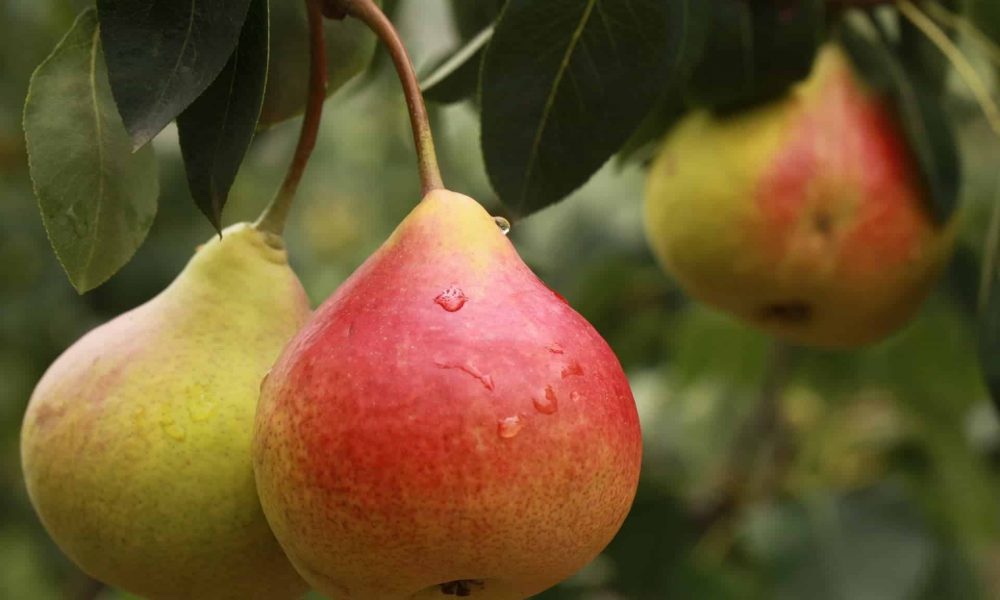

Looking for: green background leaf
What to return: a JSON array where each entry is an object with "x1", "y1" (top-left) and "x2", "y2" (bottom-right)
[
  {"x1": 96, "y1": 0, "x2": 251, "y2": 147},
  {"x1": 420, "y1": 25, "x2": 493, "y2": 105},
  {"x1": 23, "y1": 8, "x2": 158, "y2": 293},
  {"x1": 177, "y1": 0, "x2": 269, "y2": 230},
  {"x1": 839, "y1": 18, "x2": 961, "y2": 225},
  {"x1": 481, "y1": 0, "x2": 706, "y2": 217},
  {"x1": 258, "y1": 0, "x2": 378, "y2": 128},
  {"x1": 966, "y1": 0, "x2": 1000, "y2": 46},
  {"x1": 449, "y1": 0, "x2": 505, "y2": 40},
  {"x1": 979, "y1": 183, "x2": 1000, "y2": 410}
]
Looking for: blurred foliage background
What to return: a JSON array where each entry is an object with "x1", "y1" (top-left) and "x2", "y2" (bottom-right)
[{"x1": 2, "y1": 0, "x2": 1000, "y2": 598}]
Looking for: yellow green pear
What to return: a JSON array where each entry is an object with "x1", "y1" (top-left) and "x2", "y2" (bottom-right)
[
  {"x1": 21, "y1": 224, "x2": 311, "y2": 599},
  {"x1": 644, "y1": 44, "x2": 956, "y2": 348}
]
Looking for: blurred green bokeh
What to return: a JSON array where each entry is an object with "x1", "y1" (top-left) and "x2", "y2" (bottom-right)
[{"x1": 2, "y1": 1, "x2": 1000, "y2": 598}]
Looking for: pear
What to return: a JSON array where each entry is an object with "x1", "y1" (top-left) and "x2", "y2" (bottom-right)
[
  {"x1": 644, "y1": 44, "x2": 956, "y2": 348},
  {"x1": 21, "y1": 224, "x2": 311, "y2": 599},
  {"x1": 253, "y1": 190, "x2": 642, "y2": 599}
]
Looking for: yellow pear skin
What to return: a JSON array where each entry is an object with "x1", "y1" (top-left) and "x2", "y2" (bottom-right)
[
  {"x1": 21, "y1": 224, "x2": 311, "y2": 599},
  {"x1": 644, "y1": 45, "x2": 956, "y2": 348}
]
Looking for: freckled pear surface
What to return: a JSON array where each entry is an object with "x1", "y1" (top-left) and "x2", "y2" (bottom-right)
[
  {"x1": 21, "y1": 224, "x2": 311, "y2": 600},
  {"x1": 644, "y1": 44, "x2": 956, "y2": 348},
  {"x1": 254, "y1": 190, "x2": 642, "y2": 599}
]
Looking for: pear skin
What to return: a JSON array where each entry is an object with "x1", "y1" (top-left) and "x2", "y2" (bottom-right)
[
  {"x1": 21, "y1": 224, "x2": 311, "y2": 599},
  {"x1": 253, "y1": 190, "x2": 642, "y2": 599},
  {"x1": 644, "y1": 45, "x2": 956, "y2": 348}
]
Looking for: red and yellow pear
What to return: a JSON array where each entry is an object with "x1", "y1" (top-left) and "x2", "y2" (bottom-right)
[
  {"x1": 644, "y1": 44, "x2": 956, "y2": 348},
  {"x1": 253, "y1": 190, "x2": 642, "y2": 599}
]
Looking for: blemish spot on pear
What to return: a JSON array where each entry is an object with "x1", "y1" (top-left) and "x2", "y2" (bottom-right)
[
  {"x1": 533, "y1": 386, "x2": 559, "y2": 415},
  {"x1": 493, "y1": 216, "x2": 511, "y2": 236},
  {"x1": 497, "y1": 415, "x2": 524, "y2": 439},
  {"x1": 434, "y1": 286, "x2": 468, "y2": 312}
]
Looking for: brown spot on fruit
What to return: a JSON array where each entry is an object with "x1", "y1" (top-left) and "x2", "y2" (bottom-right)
[
  {"x1": 759, "y1": 301, "x2": 813, "y2": 324},
  {"x1": 813, "y1": 208, "x2": 833, "y2": 237},
  {"x1": 440, "y1": 580, "x2": 485, "y2": 596}
]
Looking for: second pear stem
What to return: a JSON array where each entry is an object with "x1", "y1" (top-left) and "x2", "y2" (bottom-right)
[
  {"x1": 256, "y1": 0, "x2": 329, "y2": 236},
  {"x1": 339, "y1": 0, "x2": 445, "y2": 196}
]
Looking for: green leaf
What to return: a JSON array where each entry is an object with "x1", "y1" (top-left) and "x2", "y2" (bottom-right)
[
  {"x1": 258, "y1": 0, "x2": 378, "y2": 128},
  {"x1": 481, "y1": 0, "x2": 706, "y2": 217},
  {"x1": 177, "y1": 0, "x2": 268, "y2": 231},
  {"x1": 966, "y1": 0, "x2": 1000, "y2": 46},
  {"x1": 743, "y1": 486, "x2": 937, "y2": 600},
  {"x1": 839, "y1": 18, "x2": 961, "y2": 225},
  {"x1": 96, "y1": 0, "x2": 252, "y2": 148},
  {"x1": 420, "y1": 25, "x2": 494, "y2": 105},
  {"x1": 23, "y1": 8, "x2": 159, "y2": 293},
  {"x1": 979, "y1": 183, "x2": 1000, "y2": 411},
  {"x1": 449, "y1": 0, "x2": 505, "y2": 40},
  {"x1": 687, "y1": 0, "x2": 825, "y2": 112}
]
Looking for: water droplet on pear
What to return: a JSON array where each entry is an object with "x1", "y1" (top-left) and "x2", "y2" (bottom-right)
[
  {"x1": 498, "y1": 415, "x2": 524, "y2": 438},
  {"x1": 493, "y1": 216, "x2": 511, "y2": 236},
  {"x1": 561, "y1": 362, "x2": 584, "y2": 378},
  {"x1": 434, "y1": 286, "x2": 468, "y2": 312},
  {"x1": 533, "y1": 386, "x2": 559, "y2": 415}
]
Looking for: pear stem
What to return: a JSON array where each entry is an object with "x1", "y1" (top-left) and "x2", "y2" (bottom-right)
[
  {"x1": 693, "y1": 341, "x2": 795, "y2": 531},
  {"x1": 334, "y1": 0, "x2": 445, "y2": 196},
  {"x1": 255, "y1": 0, "x2": 329, "y2": 236}
]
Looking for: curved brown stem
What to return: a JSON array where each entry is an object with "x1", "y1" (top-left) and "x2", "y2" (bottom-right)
[
  {"x1": 333, "y1": 0, "x2": 444, "y2": 196},
  {"x1": 256, "y1": 0, "x2": 329, "y2": 235}
]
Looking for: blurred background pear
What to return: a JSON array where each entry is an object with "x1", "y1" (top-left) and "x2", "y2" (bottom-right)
[{"x1": 644, "y1": 44, "x2": 956, "y2": 349}]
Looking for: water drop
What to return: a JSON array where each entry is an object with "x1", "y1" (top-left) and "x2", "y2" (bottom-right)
[
  {"x1": 434, "y1": 360, "x2": 495, "y2": 391},
  {"x1": 493, "y1": 216, "x2": 511, "y2": 235},
  {"x1": 498, "y1": 415, "x2": 524, "y2": 438},
  {"x1": 561, "y1": 361, "x2": 584, "y2": 378},
  {"x1": 434, "y1": 286, "x2": 468, "y2": 312},
  {"x1": 570, "y1": 391, "x2": 581, "y2": 402},
  {"x1": 533, "y1": 386, "x2": 559, "y2": 415}
]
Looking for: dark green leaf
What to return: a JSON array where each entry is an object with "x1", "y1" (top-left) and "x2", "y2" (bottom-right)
[
  {"x1": 24, "y1": 9, "x2": 159, "y2": 293},
  {"x1": 420, "y1": 25, "x2": 494, "y2": 105},
  {"x1": 899, "y1": 13, "x2": 951, "y2": 96},
  {"x1": 177, "y1": 0, "x2": 268, "y2": 231},
  {"x1": 614, "y1": 91, "x2": 688, "y2": 167},
  {"x1": 687, "y1": 0, "x2": 825, "y2": 112},
  {"x1": 97, "y1": 0, "x2": 252, "y2": 148},
  {"x1": 259, "y1": 0, "x2": 378, "y2": 128},
  {"x1": 481, "y1": 0, "x2": 706, "y2": 217},
  {"x1": 839, "y1": 18, "x2": 961, "y2": 224}
]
